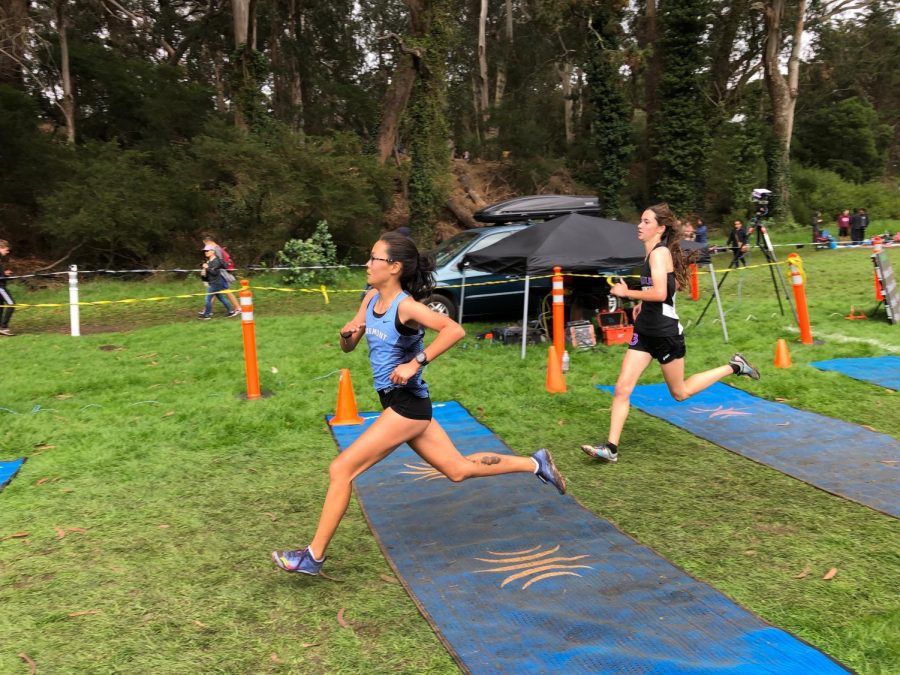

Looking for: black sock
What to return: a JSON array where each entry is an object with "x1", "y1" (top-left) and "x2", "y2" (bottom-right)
[
  {"x1": 730, "y1": 363, "x2": 741, "y2": 375},
  {"x1": 607, "y1": 442, "x2": 618, "y2": 453}
]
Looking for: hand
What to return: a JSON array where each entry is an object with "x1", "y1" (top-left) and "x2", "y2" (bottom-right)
[
  {"x1": 202, "y1": 263, "x2": 209, "y2": 269},
  {"x1": 610, "y1": 280, "x2": 629, "y2": 298},
  {"x1": 340, "y1": 322, "x2": 365, "y2": 339},
  {"x1": 632, "y1": 303, "x2": 642, "y2": 320},
  {"x1": 389, "y1": 362, "x2": 419, "y2": 386},
  {"x1": 3, "y1": 270, "x2": 10, "y2": 276}
]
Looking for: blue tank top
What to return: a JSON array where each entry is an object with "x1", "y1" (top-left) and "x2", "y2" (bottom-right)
[
  {"x1": 634, "y1": 243, "x2": 683, "y2": 337},
  {"x1": 365, "y1": 291, "x2": 429, "y2": 397}
]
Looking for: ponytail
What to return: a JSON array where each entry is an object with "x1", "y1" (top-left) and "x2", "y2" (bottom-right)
[
  {"x1": 380, "y1": 231, "x2": 436, "y2": 301},
  {"x1": 647, "y1": 203, "x2": 692, "y2": 291}
]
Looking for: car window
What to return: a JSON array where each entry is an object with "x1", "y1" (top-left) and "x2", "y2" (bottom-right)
[
  {"x1": 466, "y1": 231, "x2": 516, "y2": 254},
  {"x1": 433, "y1": 231, "x2": 480, "y2": 267}
]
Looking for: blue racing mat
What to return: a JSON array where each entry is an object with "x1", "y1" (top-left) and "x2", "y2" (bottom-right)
[
  {"x1": 810, "y1": 355, "x2": 900, "y2": 390},
  {"x1": 329, "y1": 401, "x2": 846, "y2": 674},
  {"x1": 598, "y1": 383, "x2": 900, "y2": 518},
  {"x1": 0, "y1": 458, "x2": 25, "y2": 491}
]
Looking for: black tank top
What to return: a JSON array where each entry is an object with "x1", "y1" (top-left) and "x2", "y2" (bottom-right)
[{"x1": 634, "y1": 243, "x2": 682, "y2": 337}]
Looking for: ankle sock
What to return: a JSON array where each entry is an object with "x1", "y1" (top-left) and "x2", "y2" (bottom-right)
[
  {"x1": 730, "y1": 363, "x2": 741, "y2": 375},
  {"x1": 606, "y1": 442, "x2": 618, "y2": 454},
  {"x1": 307, "y1": 546, "x2": 323, "y2": 562},
  {"x1": 532, "y1": 457, "x2": 540, "y2": 474}
]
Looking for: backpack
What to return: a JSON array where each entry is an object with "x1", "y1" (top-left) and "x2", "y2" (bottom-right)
[{"x1": 220, "y1": 247, "x2": 235, "y2": 270}]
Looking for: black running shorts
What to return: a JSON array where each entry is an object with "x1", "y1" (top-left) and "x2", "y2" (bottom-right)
[
  {"x1": 628, "y1": 332, "x2": 686, "y2": 364},
  {"x1": 378, "y1": 387, "x2": 433, "y2": 421}
]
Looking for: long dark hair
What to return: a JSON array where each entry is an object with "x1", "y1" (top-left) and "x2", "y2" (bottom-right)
[
  {"x1": 380, "y1": 231, "x2": 435, "y2": 301},
  {"x1": 647, "y1": 203, "x2": 690, "y2": 291}
]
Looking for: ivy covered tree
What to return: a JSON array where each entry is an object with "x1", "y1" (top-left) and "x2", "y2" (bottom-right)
[
  {"x1": 651, "y1": 0, "x2": 710, "y2": 214},
  {"x1": 406, "y1": 0, "x2": 454, "y2": 244},
  {"x1": 583, "y1": 1, "x2": 633, "y2": 218}
]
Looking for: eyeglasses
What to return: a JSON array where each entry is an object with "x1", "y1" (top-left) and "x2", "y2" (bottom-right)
[{"x1": 368, "y1": 255, "x2": 393, "y2": 264}]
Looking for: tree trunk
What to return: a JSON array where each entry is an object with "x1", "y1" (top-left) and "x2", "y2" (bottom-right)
[
  {"x1": 55, "y1": 0, "x2": 75, "y2": 145},
  {"x1": 0, "y1": 0, "x2": 28, "y2": 88},
  {"x1": 762, "y1": 0, "x2": 806, "y2": 222},
  {"x1": 558, "y1": 59, "x2": 574, "y2": 145},
  {"x1": 492, "y1": 0, "x2": 513, "y2": 134},
  {"x1": 376, "y1": 56, "x2": 417, "y2": 164},
  {"x1": 233, "y1": 0, "x2": 249, "y2": 46},
  {"x1": 477, "y1": 0, "x2": 489, "y2": 124},
  {"x1": 375, "y1": 0, "x2": 430, "y2": 165}
]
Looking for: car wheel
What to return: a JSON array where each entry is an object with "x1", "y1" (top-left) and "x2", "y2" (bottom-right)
[{"x1": 425, "y1": 293, "x2": 458, "y2": 319}]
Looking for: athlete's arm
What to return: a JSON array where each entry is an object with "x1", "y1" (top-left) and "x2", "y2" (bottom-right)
[
  {"x1": 339, "y1": 288, "x2": 376, "y2": 353},
  {"x1": 610, "y1": 248, "x2": 670, "y2": 303},
  {"x1": 388, "y1": 297, "x2": 466, "y2": 385}
]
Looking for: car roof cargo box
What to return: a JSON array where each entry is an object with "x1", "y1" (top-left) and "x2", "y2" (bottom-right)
[{"x1": 474, "y1": 195, "x2": 602, "y2": 224}]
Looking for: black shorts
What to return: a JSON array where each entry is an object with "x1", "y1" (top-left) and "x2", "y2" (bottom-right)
[
  {"x1": 839, "y1": 226, "x2": 849, "y2": 236},
  {"x1": 378, "y1": 387, "x2": 432, "y2": 421},
  {"x1": 628, "y1": 332, "x2": 686, "y2": 364}
]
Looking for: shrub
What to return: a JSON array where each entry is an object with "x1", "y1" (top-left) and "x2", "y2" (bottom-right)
[
  {"x1": 791, "y1": 164, "x2": 900, "y2": 225},
  {"x1": 276, "y1": 221, "x2": 346, "y2": 287}
]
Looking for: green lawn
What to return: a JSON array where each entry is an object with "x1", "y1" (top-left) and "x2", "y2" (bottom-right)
[{"x1": 1, "y1": 241, "x2": 899, "y2": 674}]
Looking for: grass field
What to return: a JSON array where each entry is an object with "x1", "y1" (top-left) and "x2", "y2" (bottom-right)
[{"x1": 1, "y1": 237, "x2": 899, "y2": 674}]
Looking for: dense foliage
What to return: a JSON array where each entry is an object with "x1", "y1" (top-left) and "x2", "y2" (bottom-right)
[{"x1": 0, "y1": 0, "x2": 896, "y2": 266}]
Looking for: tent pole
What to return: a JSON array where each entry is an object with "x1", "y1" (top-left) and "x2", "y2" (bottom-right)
[
  {"x1": 521, "y1": 275, "x2": 530, "y2": 359},
  {"x1": 708, "y1": 261, "x2": 729, "y2": 343},
  {"x1": 458, "y1": 265, "x2": 467, "y2": 324}
]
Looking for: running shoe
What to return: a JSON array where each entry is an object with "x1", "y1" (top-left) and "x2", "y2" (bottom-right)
[
  {"x1": 227, "y1": 309, "x2": 241, "y2": 318},
  {"x1": 197, "y1": 314, "x2": 212, "y2": 320},
  {"x1": 729, "y1": 352, "x2": 760, "y2": 380},
  {"x1": 0, "y1": 328, "x2": 13, "y2": 336},
  {"x1": 271, "y1": 546, "x2": 325, "y2": 575},
  {"x1": 581, "y1": 444, "x2": 618, "y2": 463},
  {"x1": 532, "y1": 448, "x2": 567, "y2": 494}
]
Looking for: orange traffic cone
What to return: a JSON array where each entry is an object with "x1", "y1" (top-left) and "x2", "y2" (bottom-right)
[
  {"x1": 546, "y1": 345, "x2": 566, "y2": 393},
  {"x1": 774, "y1": 338, "x2": 792, "y2": 369},
  {"x1": 329, "y1": 368, "x2": 365, "y2": 425}
]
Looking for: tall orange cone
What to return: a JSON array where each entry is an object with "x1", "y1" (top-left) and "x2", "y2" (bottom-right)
[
  {"x1": 546, "y1": 345, "x2": 566, "y2": 393},
  {"x1": 774, "y1": 338, "x2": 792, "y2": 369},
  {"x1": 329, "y1": 368, "x2": 365, "y2": 425}
]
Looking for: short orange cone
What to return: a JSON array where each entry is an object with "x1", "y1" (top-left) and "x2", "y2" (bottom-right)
[
  {"x1": 329, "y1": 368, "x2": 365, "y2": 425},
  {"x1": 546, "y1": 345, "x2": 566, "y2": 393},
  {"x1": 774, "y1": 338, "x2": 792, "y2": 369}
]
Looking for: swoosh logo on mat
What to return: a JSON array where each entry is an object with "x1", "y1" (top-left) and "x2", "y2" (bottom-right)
[{"x1": 474, "y1": 544, "x2": 594, "y2": 589}]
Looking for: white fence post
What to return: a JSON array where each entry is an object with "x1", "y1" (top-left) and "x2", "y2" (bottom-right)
[{"x1": 68, "y1": 264, "x2": 80, "y2": 336}]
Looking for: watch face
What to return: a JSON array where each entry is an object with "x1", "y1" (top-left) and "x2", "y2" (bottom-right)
[{"x1": 416, "y1": 352, "x2": 426, "y2": 364}]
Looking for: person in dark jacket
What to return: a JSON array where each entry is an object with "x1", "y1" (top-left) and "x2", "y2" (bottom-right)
[
  {"x1": 198, "y1": 245, "x2": 239, "y2": 319},
  {"x1": 726, "y1": 220, "x2": 749, "y2": 268},
  {"x1": 850, "y1": 208, "x2": 869, "y2": 244},
  {"x1": 0, "y1": 240, "x2": 14, "y2": 336}
]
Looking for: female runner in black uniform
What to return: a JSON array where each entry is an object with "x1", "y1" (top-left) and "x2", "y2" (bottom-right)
[{"x1": 581, "y1": 204, "x2": 760, "y2": 463}]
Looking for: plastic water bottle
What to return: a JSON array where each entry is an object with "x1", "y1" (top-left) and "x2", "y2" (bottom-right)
[{"x1": 561, "y1": 350, "x2": 570, "y2": 373}]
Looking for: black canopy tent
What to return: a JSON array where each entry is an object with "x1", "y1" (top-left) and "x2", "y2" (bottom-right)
[
  {"x1": 461, "y1": 214, "x2": 728, "y2": 356},
  {"x1": 461, "y1": 214, "x2": 646, "y2": 358}
]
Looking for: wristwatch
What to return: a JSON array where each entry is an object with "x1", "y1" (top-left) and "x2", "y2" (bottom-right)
[{"x1": 415, "y1": 351, "x2": 429, "y2": 366}]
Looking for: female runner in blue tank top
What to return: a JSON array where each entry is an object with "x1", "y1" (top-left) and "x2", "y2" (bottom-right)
[
  {"x1": 581, "y1": 204, "x2": 761, "y2": 464},
  {"x1": 273, "y1": 232, "x2": 567, "y2": 575}
]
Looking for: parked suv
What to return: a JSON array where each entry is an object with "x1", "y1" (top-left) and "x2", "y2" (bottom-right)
[
  {"x1": 424, "y1": 223, "x2": 547, "y2": 320},
  {"x1": 421, "y1": 195, "x2": 627, "y2": 321}
]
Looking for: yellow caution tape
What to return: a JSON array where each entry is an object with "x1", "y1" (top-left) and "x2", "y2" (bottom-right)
[{"x1": 786, "y1": 253, "x2": 806, "y2": 284}]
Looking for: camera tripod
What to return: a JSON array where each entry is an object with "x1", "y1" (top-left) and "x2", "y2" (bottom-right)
[{"x1": 696, "y1": 223, "x2": 796, "y2": 336}]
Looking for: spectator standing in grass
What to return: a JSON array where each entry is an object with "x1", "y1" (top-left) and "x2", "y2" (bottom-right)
[
  {"x1": 694, "y1": 218, "x2": 708, "y2": 246},
  {"x1": 198, "y1": 245, "x2": 239, "y2": 319},
  {"x1": 810, "y1": 211, "x2": 823, "y2": 244},
  {"x1": 580, "y1": 204, "x2": 760, "y2": 464},
  {"x1": 271, "y1": 231, "x2": 567, "y2": 576},
  {"x1": 0, "y1": 240, "x2": 15, "y2": 336},
  {"x1": 726, "y1": 220, "x2": 749, "y2": 268},
  {"x1": 837, "y1": 209, "x2": 851, "y2": 242},
  {"x1": 202, "y1": 236, "x2": 240, "y2": 311},
  {"x1": 850, "y1": 208, "x2": 869, "y2": 245}
]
